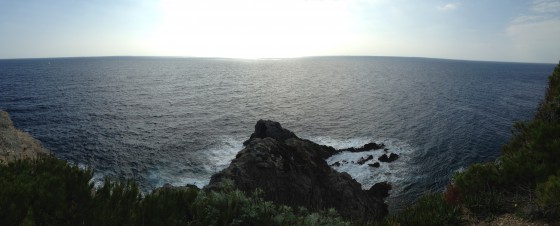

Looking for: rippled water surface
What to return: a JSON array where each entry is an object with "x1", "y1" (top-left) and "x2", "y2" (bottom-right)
[{"x1": 0, "y1": 56, "x2": 554, "y2": 210}]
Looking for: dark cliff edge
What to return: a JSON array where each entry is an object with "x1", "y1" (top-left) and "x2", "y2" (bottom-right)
[{"x1": 206, "y1": 119, "x2": 390, "y2": 221}]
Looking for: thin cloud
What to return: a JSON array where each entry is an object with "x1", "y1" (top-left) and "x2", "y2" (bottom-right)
[
  {"x1": 437, "y1": 3, "x2": 459, "y2": 11},
  {"x1": 512, "y1": 15, "x2": 545, "y2": 24},
  {"x1": 532, "y1": 0, "x2": 560, "y2": 13},
  {"x1": 505, "y1": 0, "x2": 560, "y2": 63},
  {"x1": 512, "y1": 0, "x2": 560, "y2": 25}
]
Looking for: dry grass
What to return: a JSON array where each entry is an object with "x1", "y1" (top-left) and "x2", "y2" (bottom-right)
[{"x1": 0, "y1": 110, "x2": 50, "y2": 163}]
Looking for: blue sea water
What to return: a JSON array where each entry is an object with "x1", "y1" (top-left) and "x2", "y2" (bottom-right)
[{"x1": 0, "y1": 56, "x2": 554, "y2": 211}]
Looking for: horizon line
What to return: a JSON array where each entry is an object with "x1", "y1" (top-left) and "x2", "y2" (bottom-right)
[{"x1": 0, "y1": 55, "x2": 556, "y2": 65}]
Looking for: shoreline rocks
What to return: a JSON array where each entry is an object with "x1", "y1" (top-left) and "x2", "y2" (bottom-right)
[
  {"x1": 335, "y1": 142, "x2": 386, "y2": 154},
  {"x1": 378, "y1": 153, "x2": 399, "y2": 163},
  {"x1": 207, "y1": 120, "x2": 390, "y2": 221}
]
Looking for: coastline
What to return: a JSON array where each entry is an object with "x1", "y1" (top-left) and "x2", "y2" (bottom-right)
[{"x1": 0, "y1": 110, "x2": 50, "y2": 163}]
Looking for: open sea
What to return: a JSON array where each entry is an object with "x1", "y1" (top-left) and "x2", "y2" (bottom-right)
[{"x1": 0, "y1": 56, "x2": 555, "y2": 211}]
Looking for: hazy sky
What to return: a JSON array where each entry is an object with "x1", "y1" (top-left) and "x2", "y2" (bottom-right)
[{"x1": 1, "y1": 0, "x2": 559, "y2": 63}]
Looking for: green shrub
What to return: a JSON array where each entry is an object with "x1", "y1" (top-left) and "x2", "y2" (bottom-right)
[
  {"x1": 388, "y1": 194, "x2": 463, "y2": 226},
  {"x1": 189, "y1": 181, "x2": 350, "y2": 226},
  {"x1": 87, "y1": 178, "x2": 141, "y2": 226},
  {"x1": 536, "y1": 175, "x2": 560, "y2": 218},
  {"x1": 454, "y1": 163, "x2": 501, "y2": 194},
  {"x1": 0, "y1": 157, "x2": 351, "y2": 226},
  {"x1": 0, "y1": 157, "x2": 94, "y2": 226},
  {"x1": 500, "y1": 120, "x2": 560, "y2": 186},
  {"x1": 136, "y1": 186, "x2": 199, "y2": 225}
]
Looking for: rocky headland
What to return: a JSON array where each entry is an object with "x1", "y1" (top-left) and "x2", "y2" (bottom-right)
[
  {"x1": 0, "y1": 110, "x2": 50, "y2": 163},
  {"x1": 206, "y1": 119, "x2": 392, "y2": 221}
]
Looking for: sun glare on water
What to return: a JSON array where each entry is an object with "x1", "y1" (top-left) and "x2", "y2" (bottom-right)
[{"x1": 151, "y1": 0, "x2": 356, "y2": 59}]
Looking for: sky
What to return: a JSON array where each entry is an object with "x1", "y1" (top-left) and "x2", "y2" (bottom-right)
[{"x1": 0, "y1": 0, "x2": 559, "y2": 63}]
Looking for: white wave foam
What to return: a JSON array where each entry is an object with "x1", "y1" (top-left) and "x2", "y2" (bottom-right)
[
  {"x1": 68, "y1": 161, "x2": 106, "y2": 189},
  {"x1": 202, "y1": 136, "x2": 244, "y2": 173},
  {"x1": 316, "y1": 137, "x2": 417, "y2": 194},
  {"x1": 308, "y1": 136, "x2": 374, "y2": 150},
  {"x1": 147, "y1": 168, "x2": 210, "y2": 189},
  {"x1": 149, "y1": 136, "x2": 245, "y2": 189}
]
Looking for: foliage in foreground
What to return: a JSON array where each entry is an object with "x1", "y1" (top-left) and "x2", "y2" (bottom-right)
[
  {"x1": 453, "y1": 62, "x2": 560, "y2": 221},
  {"x1": 0, "y1": 156, "x2": 469, "y2": 226},
  {"x1": 384, "y1": 193, "x2": 463, "y2": 226},
  {"x1": 0, "y1": 157, "x2": 351, "y2": 226}
]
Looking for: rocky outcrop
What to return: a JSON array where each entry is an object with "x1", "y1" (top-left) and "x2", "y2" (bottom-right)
[
  {"x1": 369, "y1": 162, "x2": 381, "y2": 168},
  {"x1": 357, "y1": 155, "x2": 374, "y2": 165},
  {"x1": 207, "y1": 120, "x2": 389, "y2": 221},
  {"x1": 243, "y1": 119, "x2": 298, "y2": 145},
  {"x1": 335, "y1": 142, "x2": 386, "y2": 154},
  {"x1": 0, "y1": 110, "x2": 51, "y2": 163},
  {"x1": 378, "y1": 153, "x2": 399, "y2": 163}
]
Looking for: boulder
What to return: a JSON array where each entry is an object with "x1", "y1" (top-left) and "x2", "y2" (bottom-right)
[
  {"x1": 357, "y1": 155, "x2": 374, "y2": 165},
  {"x1": 362, "y1": 142, "x2": 385, "y2": 151},
  {"x1": 207, "y1": 120, "x2": 389, "y2": 221},
  {"x1": 378, "y1": 153, "x2": 399, "y2": 163},
  {"x1": 369, "y1": 162, "x2": 380, "y2": 168}
]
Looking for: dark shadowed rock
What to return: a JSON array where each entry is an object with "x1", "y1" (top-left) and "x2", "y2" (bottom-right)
[
  {"x1": 357, "y1": 155, "x2": 373, "y2": 165},
  {"x1": 378, "y1": 153, "x2": 399, "y2": 163},
  {"x1": 334, "y1": 142, "x2": 386, "y2": 155},
  {"x1": 362, "y1": 142, "x2": 385, "y2": 151},
  {"x1": 369, "y1": 182, "x2": 391, "y2": 198},
  {"x1": 369, "y1": 162, "x2": 380, "y2": 168},
  {"x1": 207, "y1": 120, "x2": 389, "y2": 221},
  {"x1": 388, "y1": 153, "x2": 399, "y2": 161},
  {"x1": 378, "y1": 154, "x2": 389, "y2": 162},
  {"x1": 242, "y1": 119, "x2": 298, "y2": 145},
  {"x1": 331, "y1": 161, "x2": 341, "y2": 167}
]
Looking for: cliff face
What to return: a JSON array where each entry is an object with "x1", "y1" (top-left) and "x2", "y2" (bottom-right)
[
  {"x1": 0, "y1": 110, "x2": 50, "y2": 163},
  {"x1": 207, "y1": 120, "x2": 390, "y2": 221}
]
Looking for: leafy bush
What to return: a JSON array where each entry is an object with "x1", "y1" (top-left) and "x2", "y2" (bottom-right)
[
  {"x1": 87, "y1": 179, "x2": 142, "y2": 226},
  {"x1": 189, "y1": 180, "x2": 350, "y2": 226},
  {"x1": 454, "y1": 163, "x2": 501, "y2": 194},
  {"x1": 387, "y1": 194, "x2": 463, "y2": 226},
  {"x1": 536, "y1": 175, "x2": 560, "y2": 218},
  {"x1": 136, "y1": 186, "x2": 199, "y2": 225},
  {"x1": 0, "y1": 157, "x2": 94, "y2": 226},
  {"x1": 0, "y1": 157, "x2": 351, "y2": 226}
]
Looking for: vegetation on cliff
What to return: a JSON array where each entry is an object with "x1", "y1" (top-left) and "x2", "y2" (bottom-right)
[
  {"x1": 0, "y1": 110, "x2": 50, "y2": 163},
  {"x1": 452, "y1": 62, "x2": 560, "y2": 222},
  {"x1": 0, "y1": 157, "x2": 354, "y2": 226}
]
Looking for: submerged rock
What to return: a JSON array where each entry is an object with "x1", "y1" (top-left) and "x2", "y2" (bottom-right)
[
  {"x1": 335, "y1": 142, "x2": 386, "y2": 154},
  {"x1": 362, "y1": 142, "x2": 385, "y2": 151},
  {"x1": 357, "y1": 155, "x2": 374, "y2": 165},
  {"x1": 369, "y1": 162, "x2": 381, "y2": 168},
  {"x1": 207, "y1": 120, "x2": 389, "y2": 221},
  {"x1": 378, "y1": 153, "x2": 399, "y2": 163}
]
